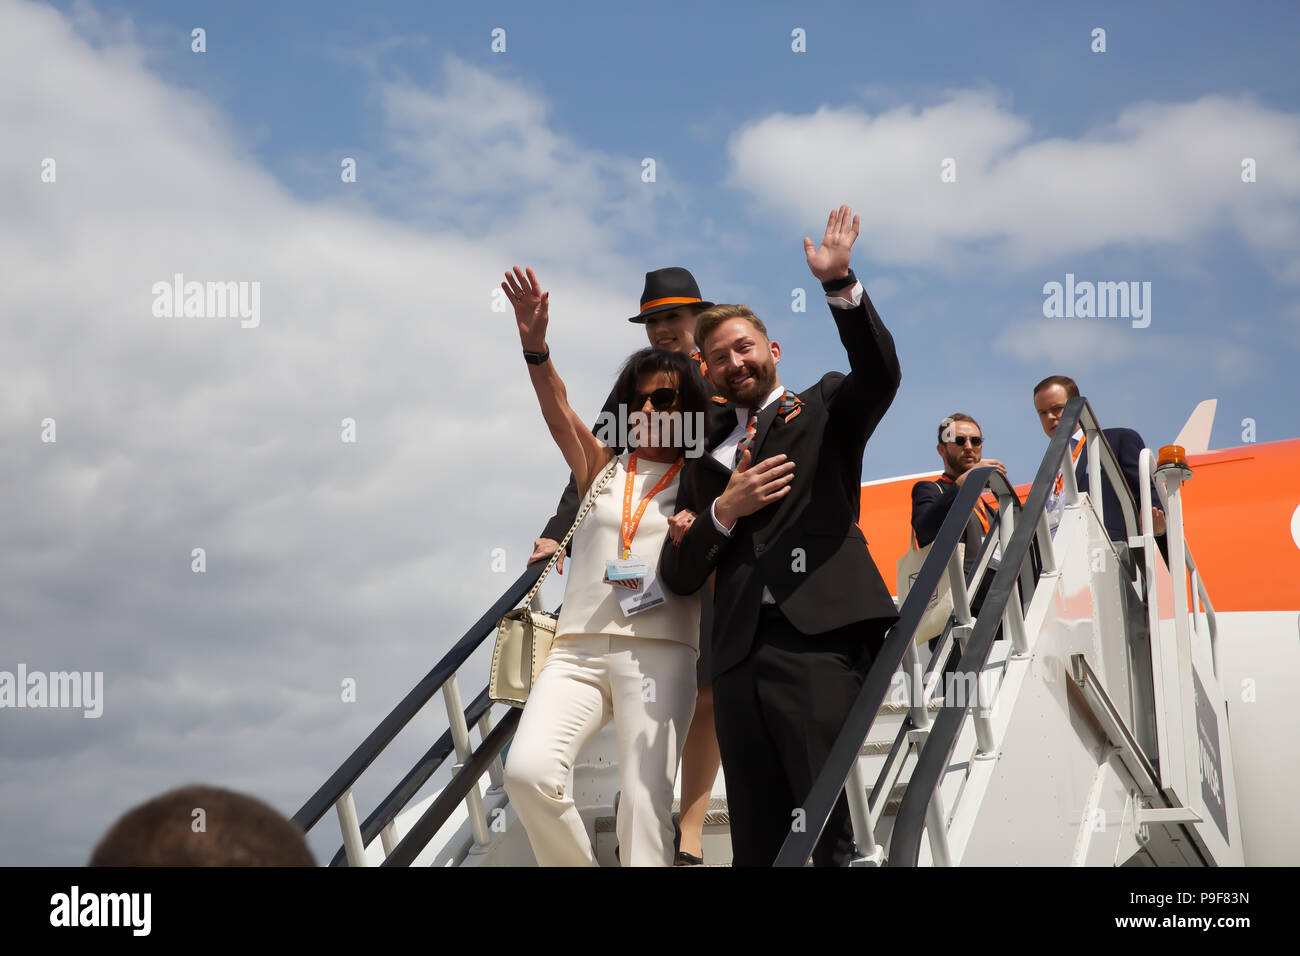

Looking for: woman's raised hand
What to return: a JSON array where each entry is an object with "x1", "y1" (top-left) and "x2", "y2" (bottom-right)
[{"x1": 502, "y1": 266, "x2": 549, "y2": 352}]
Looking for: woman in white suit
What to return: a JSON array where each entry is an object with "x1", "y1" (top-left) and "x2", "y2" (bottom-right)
[{"x1": 500, "y1": 266, "x2": 712, "y2": 867}]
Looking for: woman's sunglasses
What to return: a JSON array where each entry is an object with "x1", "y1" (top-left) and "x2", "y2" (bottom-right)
[{"x1": 632, "y1": 387, "x2": 679, "y2": 411}]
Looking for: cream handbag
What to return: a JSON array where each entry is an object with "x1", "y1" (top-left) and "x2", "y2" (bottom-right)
[
  {"x1": 895, "y1": 530, "x2": 963, "y2": 646},
  {"x1": 489, "y1": 457, "x2": 618, "y2": 708}
]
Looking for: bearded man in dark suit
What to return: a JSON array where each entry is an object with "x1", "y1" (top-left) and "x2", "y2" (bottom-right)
[{"x1": 659, "y1": 205, "x2": 901, "y2": 866}]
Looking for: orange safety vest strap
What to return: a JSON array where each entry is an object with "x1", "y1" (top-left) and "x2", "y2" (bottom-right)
[
  {"x1": 935, "y1": 474, "x2": 998, "y2": 534},
  {"x1": 1053, "y1": 437, "x2": 1086, "y2": 495}
]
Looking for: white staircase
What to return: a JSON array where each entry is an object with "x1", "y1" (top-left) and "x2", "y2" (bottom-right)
[{"x1": 296, "y1": 398, "x2": 1248, "y2": 868}]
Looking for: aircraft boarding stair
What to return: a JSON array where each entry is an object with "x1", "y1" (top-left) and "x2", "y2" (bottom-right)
[{"x1": 293, "y1": 397, "x2": 1243, "y2": 867}]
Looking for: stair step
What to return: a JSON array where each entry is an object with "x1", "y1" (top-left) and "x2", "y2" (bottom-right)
[
  {"x1": 594, "y1": 796, "x2": 730, "y2": 833},
  {"x1": 876, "y1": 698, "x2": 945, "y2": 716}
]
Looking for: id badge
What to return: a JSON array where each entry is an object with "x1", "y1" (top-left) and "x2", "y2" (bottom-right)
[
  {"x1": 616, "y1": 568, "x2": 667, "y2": 617},
  {"x1": 604, "y1": 556, "x2": 650, "y2": 582}
]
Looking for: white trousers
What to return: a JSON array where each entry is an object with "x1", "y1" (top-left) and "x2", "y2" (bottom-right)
[{"x1": 503, "y1": 634, "x2": 697, "y2": 866}]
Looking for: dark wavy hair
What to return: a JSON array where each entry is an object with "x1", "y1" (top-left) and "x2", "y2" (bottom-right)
[{"x1": 609, "y1": 348, "x2": 710, "y2": 447}]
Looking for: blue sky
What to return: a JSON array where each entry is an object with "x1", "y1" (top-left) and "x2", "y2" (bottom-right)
[
  {"x1": 3, "y1": 0, "x2": 1299, "y2": 865},
  {"x1": 71, "y1": 0, "x2": 1300, "y2": 464}
]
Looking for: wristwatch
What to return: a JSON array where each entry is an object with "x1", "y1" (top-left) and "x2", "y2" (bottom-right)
[
  {"x1": 821, "y1": 268, "x2": 857, "y2": 293},
  {"x1": 523, "y1": 346, "x2": 551, "y2": 365}
]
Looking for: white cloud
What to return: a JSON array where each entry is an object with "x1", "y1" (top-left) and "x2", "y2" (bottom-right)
[
  {"x1": 725, "y1": 90, "x2": 1300, "y2": 275},
  {"x1": 0, "y1": 0, "x2": 670, "y2": 863},
  {"x1": 366, "y1": 57, "x2": 694, "y2": 273},
  {"x1": 992, "y1": 319, "x2": 1166, "y2": 368},
  {"x1": 863, "y1": 276, "x2": 903, "y2": 301},
  {"x1": 991, "y1": 318, "x2": 1262, "y2": 385}
]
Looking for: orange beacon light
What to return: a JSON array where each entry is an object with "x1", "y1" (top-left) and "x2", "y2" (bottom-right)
[{"x1": 1157, "y1": 444, "x2": 1192, "y2": 480}]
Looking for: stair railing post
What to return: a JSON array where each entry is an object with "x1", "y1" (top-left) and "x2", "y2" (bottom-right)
[
  {"x1": 442, "y1": 674, "x2": 491, "y2": 847},
  {"x1": 479, "y1": 710, "x2": 505, "y2": 792},
  {"x1": 1061, "y1": 440, "x2": 1081, "y2": 506},
  {"x1": 998, "y1": 501, "x2": 1031, "y2": 658},
  {"x1": 1086, "y1": 428, "x2": 1104, "y2": 531},
  {"x1": 846, "y1": 758, "x2": 882, "y2": 865},
  {"x1": 946, "y1": 546, "x2": 973, "y2": 627},
  {"x1": 380, "y1": 821, "x2": 399, "y2": 857},
  {"x1": 902, "y1": 640, "x2": 932, "y2": 731},
  {"x1": 924, "y1": 788, "x2": 953, "y2": 867},
  {"x1": 335, "y1": 789, "x2": 368, "y2": 867}
]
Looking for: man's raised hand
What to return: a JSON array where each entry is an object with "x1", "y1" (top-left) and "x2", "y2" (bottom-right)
[
  {"x1": 804, "y1": 205, "x2": 860, "y2": 283},
  {"x1": 502, "y1": 266, "x2": 549, "y2": 352},
  {"x1": 714, "y1": 450, "x2": 795, "y2": 531}
]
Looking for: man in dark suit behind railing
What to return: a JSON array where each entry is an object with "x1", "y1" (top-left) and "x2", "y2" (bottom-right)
[
  {"x1": 659, "y1": 205, "x2": 900, "y2": 866},
  {"x1": 1033, "y1": 376, "x2": 1167, "y2": 560},
  {"x1": 910, "y1": 412, "x2": 1007, "y2": 613}
]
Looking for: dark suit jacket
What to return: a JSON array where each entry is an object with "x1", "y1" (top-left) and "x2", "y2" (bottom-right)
[
  {"x1": 1075, "y1": 427, "x2": 1146, "y2": 544},
  {"x1": 659, "y1": 291, "x2": 901, "y2": 680}
]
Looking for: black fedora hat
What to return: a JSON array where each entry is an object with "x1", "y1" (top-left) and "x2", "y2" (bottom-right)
[{"x1": 628, "y1": 267, "x2": 714, "y2": 323}]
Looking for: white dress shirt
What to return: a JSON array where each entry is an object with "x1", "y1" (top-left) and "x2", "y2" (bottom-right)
[
  {"x1": 1046, "y1": 428, "x2": 1085, "y2": 535},
  {"x1": 706, "y1": 281, "x2": 865, "y2": 603}
]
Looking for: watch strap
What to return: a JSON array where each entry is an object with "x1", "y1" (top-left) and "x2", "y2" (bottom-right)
[{"x1": 820, "y1": 268, "x2": 857, "y2": 294}]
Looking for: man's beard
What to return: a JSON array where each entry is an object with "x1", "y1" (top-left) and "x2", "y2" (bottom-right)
[
  {"x1": 945, "y1": 446, "x2": 977, "y2": 476},
  {"x1": 713, "y1": 358, "x2": 778, "y2": 407}
]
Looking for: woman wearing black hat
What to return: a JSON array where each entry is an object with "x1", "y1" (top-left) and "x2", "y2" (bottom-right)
[{"x1": 499, "y1": 265, "x2": 713, "y2": 866}]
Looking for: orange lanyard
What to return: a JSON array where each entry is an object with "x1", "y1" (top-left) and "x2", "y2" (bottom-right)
[
  {"x1": 621, "y1": 453, "x2": 685, "y2": 559},
  {"x1": 1053, "y1": 435, "x2": 1085, "y2": 495},
  {"x1": 936, "y1": 475, "x2": 998, "y2": 533}
]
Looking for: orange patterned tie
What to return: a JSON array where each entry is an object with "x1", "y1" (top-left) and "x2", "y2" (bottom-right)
[
  {"x1": 777, "y1": 389, "x2": 802, "y2": 422},
  {"x1": 734, "y1": 411, "x2": 759, "y2": 467},
  {"x1": 733, "y1": 389, "x2": 801, "y2": 466}
]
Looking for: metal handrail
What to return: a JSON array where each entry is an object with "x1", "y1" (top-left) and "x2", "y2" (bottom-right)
[
  {"x1": 866, "y1": 518, "x2": 1001, "y2": 824},
  {"x1": 1138, "y1": 448, "x2": 1218, "y2": 663},
  {"x1": 889, "y1": 397, "x2": 1137, "y2": 866},
  {"x1": 773, "y1": 464, "x2": 1022, "y2": 866},
  {"x1": 292, "y1": 562, "x2": 543, "y2": 834},
  {"x1": 326, "y1": 685, "x2": 494, "y2": 866},
  {"x1": 382, "y1": 709, "x2": 521, "y2": 866}
]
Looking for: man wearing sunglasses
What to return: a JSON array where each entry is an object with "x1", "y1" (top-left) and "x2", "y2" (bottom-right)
[
  {"x1": 911, "y1": 414, "x2": 1006, "y2": 618},
  {"x1": 528, "y1": 267, "x2": 731, "y2": 866}
]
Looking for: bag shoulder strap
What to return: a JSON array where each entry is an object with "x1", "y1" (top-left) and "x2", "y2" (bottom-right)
[{"x1": 519, "y1": 454, "x2": 619, "y2": 610}]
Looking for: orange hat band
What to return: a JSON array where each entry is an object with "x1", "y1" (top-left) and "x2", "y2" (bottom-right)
[{"x1": 639, "y1": 296, "x2": 702, "y2": 312}]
